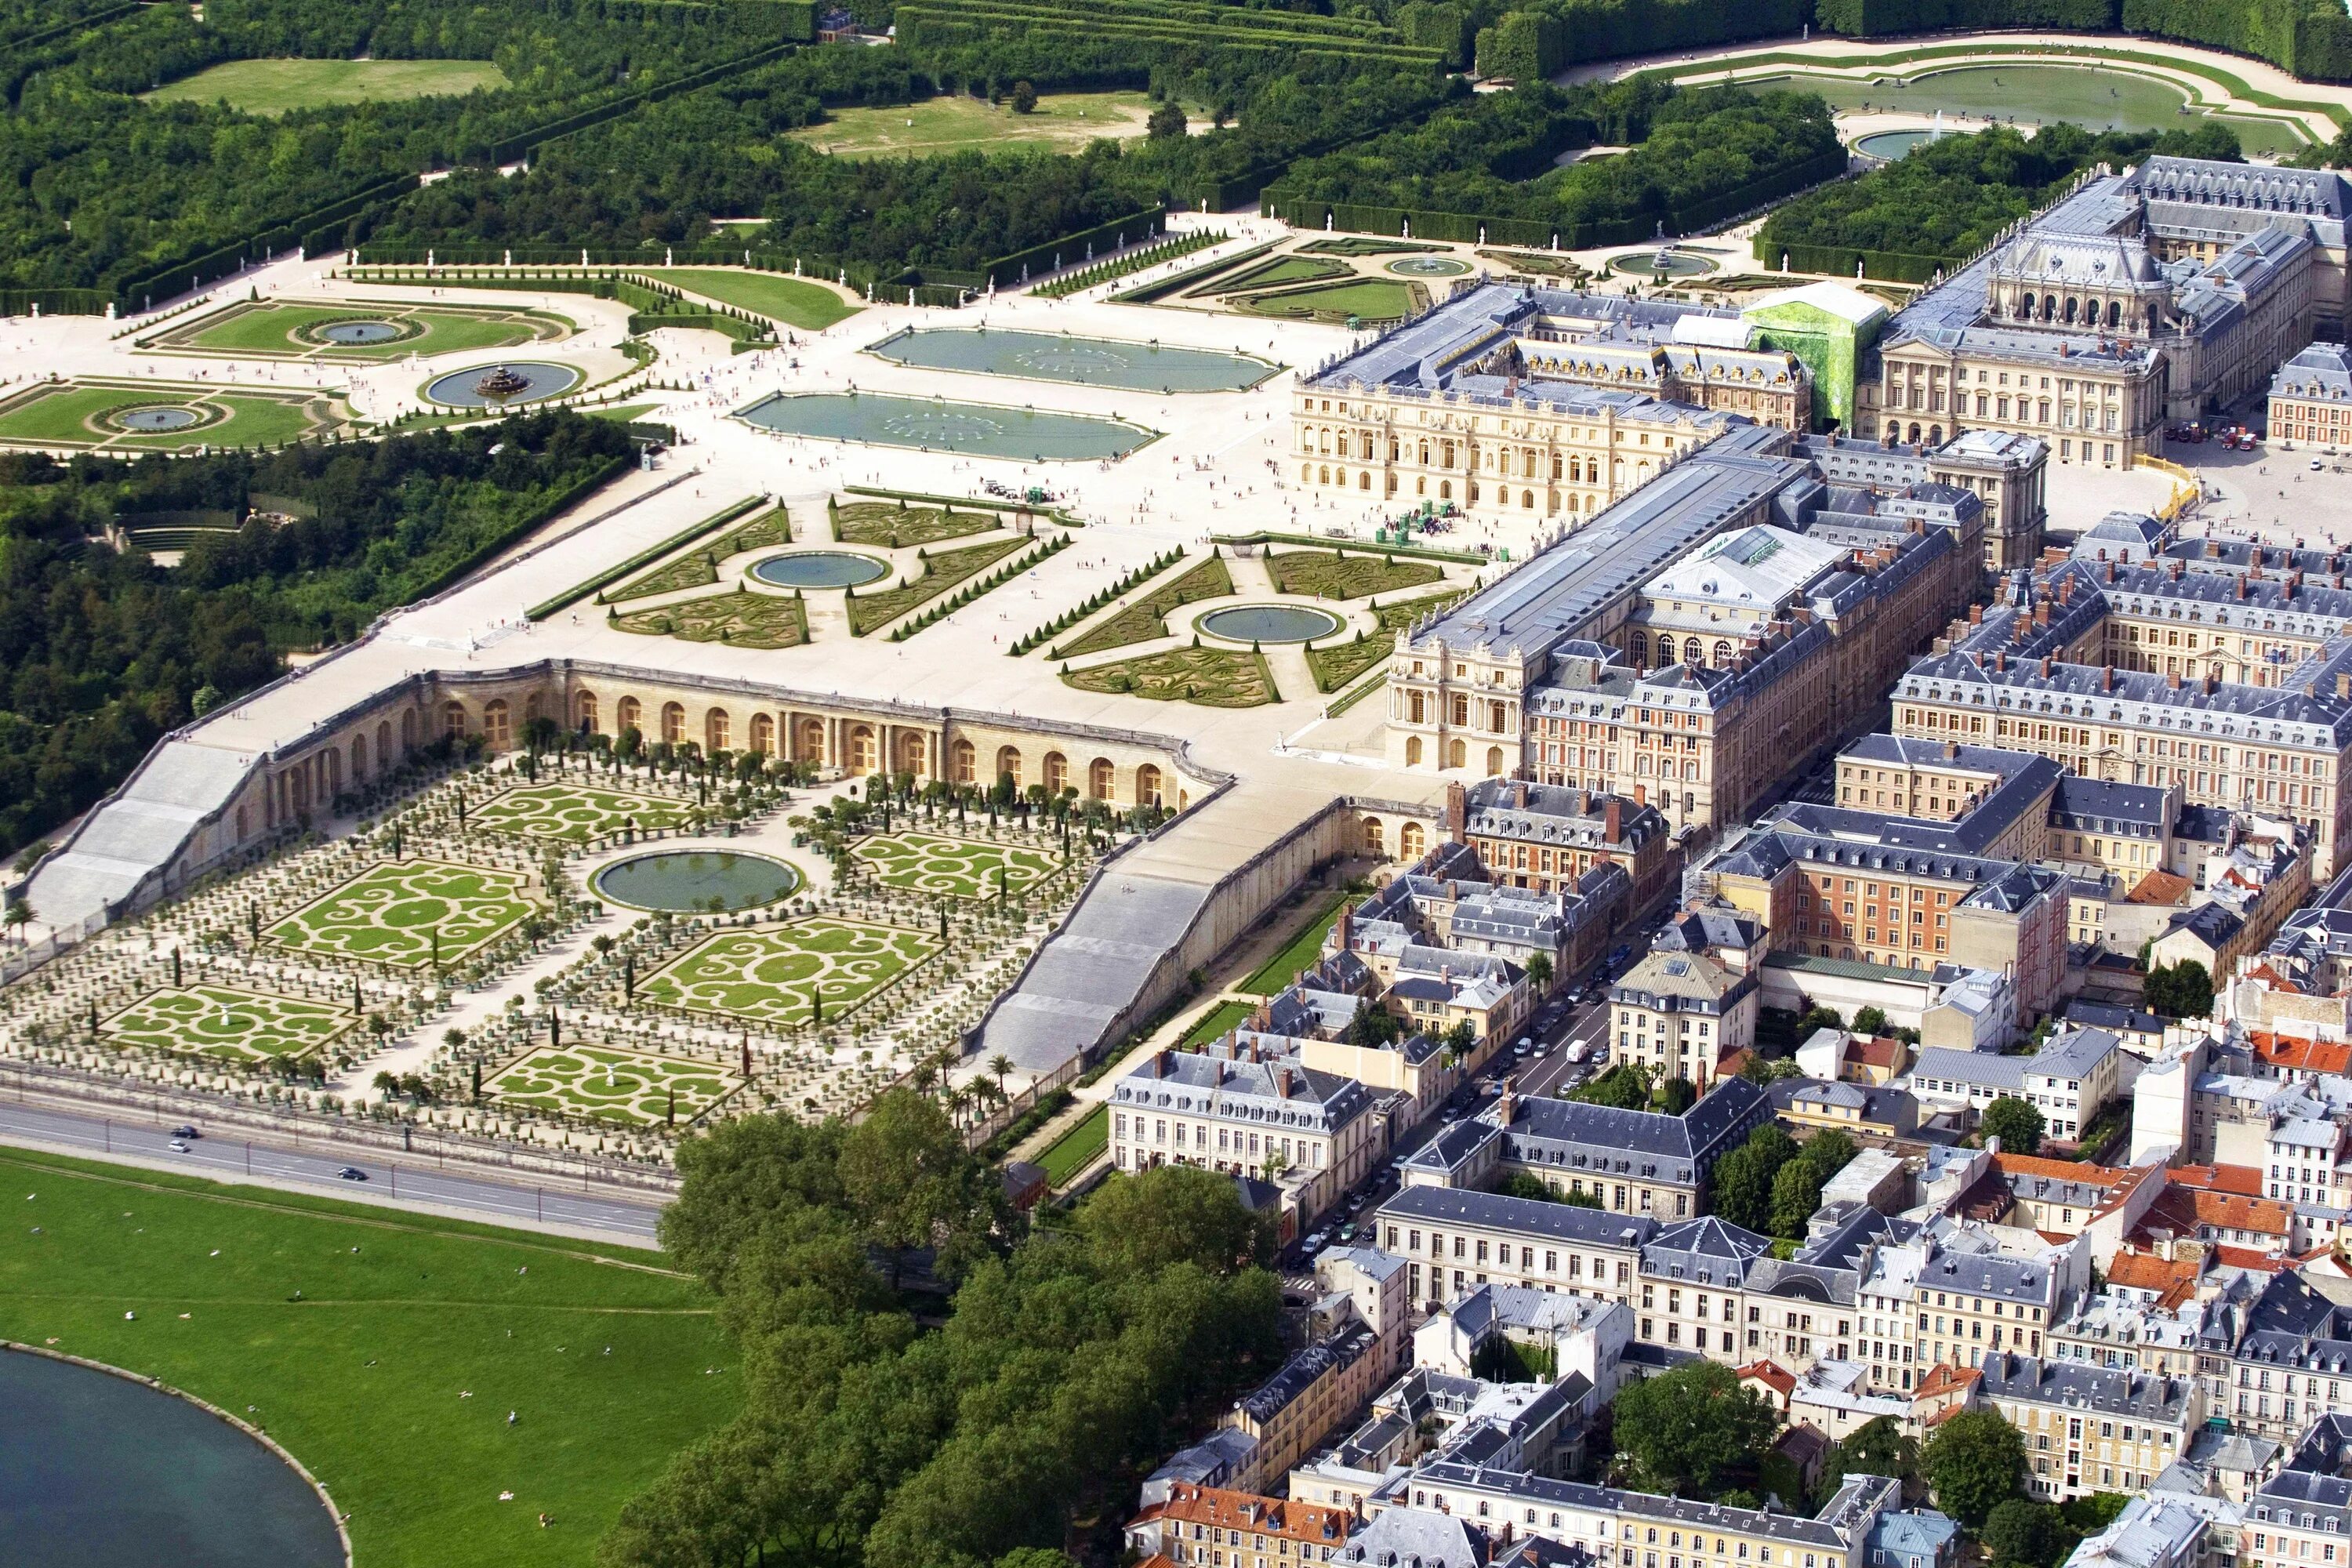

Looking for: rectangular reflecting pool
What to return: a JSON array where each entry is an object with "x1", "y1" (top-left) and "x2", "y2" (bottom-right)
[
  {"x1": 734, "y1": 390, "x2": 1158, "y2": 461},
  {"x1": 865, "y1": 326, "x2": 1279, "y2": 392}
]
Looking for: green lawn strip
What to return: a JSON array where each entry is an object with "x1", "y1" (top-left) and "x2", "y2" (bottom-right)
[
  {"x1": 1240, "y1": 890, "x2": 1355, "y2": 996},
  {"x1": 1268, "y1": 546, "x2": 1443, "y2": 601},
  {"x1": 1218, "y1": 256, "x2": 1352, "y2": 293},
  {"x1": 644, "y1": 269, "x2": 860, "y2": 332},
  {"x1": 1112, "y1": 239, "x2": 1280, "y2": 303},
  {"x1": 1062, "y1": 644, "x2": 1275, "y2": 707},
  {"x1": 1058, "y1": 557, "x2": 1233, "y2": 657},
  {"x1": 1178, "y1": 998, "x2": 1253, "y2": 1050},
  {"x1": 1300, "y1": 237, "x2": 1438, "y2": 256},
  {"x1": 1650, "y1": 41, "x2": 2347, "y2": 129},
  {"x1": 0, "y1": 386, "x2": 188, "y2": 445},
  {"x1": 612, "y1": 590, "x2": 808, "y2": 649},
  {"x1": 1304, "y1": 591, "x2": 1460, "y2": 693},
  {"x1": 1033, "y1": 1105, "x2": 1107, "y2": 1185},
  {"x1": 1240, "y1": 279, "x2": 1415, "y2": 322},
  {"x1": 116, "y1": 394, "x2": 320, "y2": 448},
  {"x1": 831, "y1": 499, "x2": 996, "y2": 547},
  {"x1": 142, "y1": 56, "x2": 510, "y2": 114},
  {"x1": 0, "y1": 1147, "x2": 735, "y2": 1568},
  {"x1": 608, "y1": 503, "x2": 793, "y2": 600},
  {"x1": 0, "y1": 384, "x2": 326, "y2": 449},
  {"x1": 584, "y1": 403, "x2": 661, "y2": 423},
  {"x1": 847, "y1": 537, "x2": 1024, "y2": 635},
  {"x1": 526, "y1": 495, "x2": 764, "y2": 619}
]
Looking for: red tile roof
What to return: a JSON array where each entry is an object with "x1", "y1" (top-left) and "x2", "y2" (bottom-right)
[
  {"x1": 2128, "y1": 869, "x2": 2192, "y2": 906},
  {"x1": 1149, "y1": 1486, "x2": 1352, "y2": 1547},
  {"x1": 1738, "y1": 1359, "x2": 1797, "y2": 1399},
  {"x1": 2167, "y1": 1163, "x2": 2266, "y2": 1197},
  {"x1": 2251, "y1": 1033, "x2": 2352, "y2": 1076}
]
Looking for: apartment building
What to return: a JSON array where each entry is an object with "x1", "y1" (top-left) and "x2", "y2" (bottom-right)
[
  {"x1": 1126, "y1": 1486, "x2": 1353, "y2": 1568},
  {"x1": 1450, "y1": 779, "x2": 1679, "y2": 916},
  {"x1": 1376, "y1": 1185, "x2": 1656, "y2": 1313},
  {"x1": 2270, "y1": 343, "x2": 2352, "y2": 448},
  {"x1": 1109, "y1": 1047, "x2": 1381, "y2": 1233},
  {"x1": 1610, "y1": 913, "x2": 1766, "y2": 1083},
  {"x1": 2247, "y1": 1415, "x2": 2352, "y2": 1568},
  {"x1": 1908, "y1": 1025, "x2": 2124, "y2": 1141},
  {"x1": 1225, "y1": 1323, "x2": 1385, "y2": 1494},
  {"x1": 1978, "y1": 1355, "x2": 2202, "y2": 1501},
  {"x1": 1911, "y1": 1242, "x2": 2065, "y2": 1373}
]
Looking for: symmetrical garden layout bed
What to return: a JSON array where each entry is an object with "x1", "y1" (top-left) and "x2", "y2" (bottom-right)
[
  {"x1": 0, "y1": 379, "x2": 342, "y2": 452},
  {"x1": 101, "y1": 983, "x2": 354, "y2": 1063},
  {"x1": 485, "y1": 1043, "x2": 742, "y2": 1126},
  {"x1": 147, "y1": 299, "x2": 571, "y2": 362},
  {"x1": 266, "y1": 860, "x2": 541, "y2": 968},
  {"x1": 851, "y1": 831, "x2": 1061, "y2": 899},
  {"x1": 635, "y1": 917, "x2": 942, "y2": 1027},
  {"x1": 471, "y1": 783, "x2": 695, "y2": 844}
]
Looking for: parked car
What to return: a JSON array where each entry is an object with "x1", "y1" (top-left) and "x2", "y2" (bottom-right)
[
  {"x1": 1512, "y1": 1039, "x2": 1533, "y2": 1059},
  {"x1": 336, "y1": 1167, "x2": 368, "y2": 1181}
]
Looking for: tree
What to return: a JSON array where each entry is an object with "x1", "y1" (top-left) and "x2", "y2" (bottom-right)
[
  {"x1": 1821, "y1": 1414, "x2": 1918, "y2": 1497},
  {"x1": 1573, "y1": 1062, "x2": 1650, "y2": 1109},
  {"x1": 1984, "y1": 1500, "x2": 2070, "y2": 1568},
  {"x1": 1073, "y1": 1163, "x2": 1271, "y2": 1277},
  {"x1": 1798, "y1": 1128, "x2": 1859, "y2": 1181},
  {"x1": 1526, "y1": 951, "x2": 1554, "y2": 994},
  {"x1": 1145, "y1": 100, "x2": 1186, "y2": 140},
  {"x1": 2144, "y1": 959, "x2": 2214, "y2": 1019},
  {"x1": 1651, "y1": 1076, "x2": 1696, "y2": 1116},
  {"x1": 1768, "y1": 1156, "x2": 1824, "y2": 1240},
  {"x1": 1980, "y1": 1095, "x2": 2046, "y2": 1156},
  {"x1": 1852, "y1": 1005, "x2": 1889, "y2": 1036},
  {"x1": 1922, "y1": 1408, "x2": 2027, "y2": 1528},
  {"x1": 1611, "y1": 1361, "x2": 1781, "y2": 1497},
  {"x1": 840, "y1": 1090, "x2": 1007, "y2": 1286},
  {"x1": 1499, "y1": 1170, "x2": 1599, "y2": 1206},
  {"x1": 1345, "y1": 998, "x2": 1401, "y2": 1048},
  {"x1": 1709, "y1": 1123, "x2": 1795, "y2": 1233},
  {"x1": 1009, "y1": 80, "x2": 1037, "y2": 114},
  {"x1": 996, "y1": 1551, "x2": 1082, "y2": 1568},
  {"x1": 657, "y1": 1114, "x2": 849, "y2": 1295}
]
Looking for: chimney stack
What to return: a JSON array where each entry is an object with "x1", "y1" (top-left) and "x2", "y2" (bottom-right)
[
  {"x1": 1969, "y1": 604, "x2": 1984, "y2": 625},
  {"x1": 2169, "y1": 670, "x2": 2183, "y2": 690},
  {"x1": 1605, "y1": 797, "x2": 1623, "y2": 841},
  {"x1": 2336, "y1": 673, "x2": 2349, "y2": 700},
  {"x1": 2103, "y1": 665, "x2": 2115, "y2": 693},
  {"x1": 1944, "y1": 739, "x2": 1959, "y2": 760},
  {"x1": 2041, "y1": 655, "x2": 2053, "y2": 678}
]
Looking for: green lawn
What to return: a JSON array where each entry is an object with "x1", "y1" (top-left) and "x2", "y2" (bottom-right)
[
  {"x1": 0, "y1": 383, "x2": 331, "y2": 450},
  {"x1": 1240, "y1": 891, "x2": 1355, "y2": 996},
  {"x1": 1033, "y1": 1105, "x2": 1106, "y2": 1185},
  {"x1": 0, "y1": 1148, "x2": 737, "y2": 1568},
  {"x1": 1268, "y1": 547, "x2": 1443, "y2": 601},
  {"x1": 1062, "y1": 645, "x2": 1275, "y2": 707},
  {"x1": 1058, "y1": 557, "x2": 1233, "y2": 658},
  {"x1": 585, "y1": 403, "x2": 662, "y2": 423},
  {"x1": 1221, "y1": 256, "x2": 1351, "y2": 293},
  {"x1": 647, "y1": 270, "x2": 862, "y2": 332},
  {"x1": 786, "y1": 89, "x2": 1166, "y2": 160},
  {"x1": 169, "y1": 302, "x2": 556, "y2": 361},
  {"x1": 1178, "y1": 998, "x2": 1252, "y2": 1050},
  {"x1": 143, "y1": 57, "x2": 510, "y2": 115},
  {"x1": 1241, "y1": 280, "x2": 1414, "y2": 322}
]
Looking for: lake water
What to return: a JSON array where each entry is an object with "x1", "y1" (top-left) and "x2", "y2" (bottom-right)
[
  {"x1": 865, "y1": 327, "x2": 1276, "y2": 392},
  {"x1": 0, "y1": 1349, "x2": 344, "y2": 1568}
]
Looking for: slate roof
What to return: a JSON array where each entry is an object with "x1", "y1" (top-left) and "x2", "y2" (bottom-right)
[
  {"x1": 1377, "y1": 1184, "x2": 1659, "y2": 1250},
  {"x1": 1501, "y1": 1077, "x2": 1772, "y2": 1187}
]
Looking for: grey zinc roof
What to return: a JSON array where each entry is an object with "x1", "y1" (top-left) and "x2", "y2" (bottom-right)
[
  {"x1": 1980, "y1": 1353, "x2": 2194, "y2": 1422},
  {"x1": 976, "y1": 870, "x2": 1211, "y2": 1074},
  {"x1": 1912, "y1": 1247, "x2": 2056, "y2": 1305},
  {"x1": 1112, "y1": 1047, "x2": 1374, "y2": 1134},
  {"x1": 1377, "y1": 1184, "x2": 1658, "y2": 1250},
  {"x1": 2274, "y1": 340, "x2": 2352, "y2": 402},
  {"x1": 2052, "y1": 775, "x2": 2172, "y2": 837},
  {"x1": 1503, "y1": 1078, "x2": 1770, "y2": 1186},
  {"x1": 1641, "y1": 1215, "x2": 1772, "y2": 1287}
]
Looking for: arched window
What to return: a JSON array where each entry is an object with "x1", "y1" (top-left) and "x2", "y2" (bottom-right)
[
  {"x1": 1088, "y1": 757, "x2": 1114, "y2": 799},
  {"x1": 617, "y1": 696, "x2": 642, "y2": 736},
  {"x1": 1044, "y1": 752, "x2": 1068, "y2": 795},
  {"x1": 1406, "y1": 736, "x2": 1424, "y2": 766},
  {"x1": 751, "y1": 713, "x2": 775, "y2": 755},
  {"x1": 1631, "y1": 632, "x2": 1647, "y2": 666},
  {"x1": 1362, "y1": 817, "x2": 1386, "y2": 856},
  {"x1": 1486, "y1": 746, "x2": 1504, "y2": 776},
  {"x1": 1447, "y1": 739, "x2": 1466, "y2": 769},
  {"x1": 706, "y1": 708, "x2": 731, "y2": 753},
  {"x1": 1401, "y1": 821, "x2": 1425, "y2": 859},
  {"x1": 1684, "y1": 637, "x2": 1704, "y2": 667},
  {"x1": 576, "y1": 691, "x2": 600, "y2": 733},
  {"x1": 849, "y1": 725, "x2": 877, "y2": 773},
  {"x1": 442, "y1": 700, "x2": 468, "y2": 739},
  {"x1": 482, "y1": 699, "x2": 510, "y2": 748},
  {"x1": 401, "y1": 708, "x2": 416, "y2": 750},
  {"x1": 350, "y1": 734, "x2": 368, "y2": 780},
  {"x1": 996, "y1": 746, "x2": 1022, "y2": 789},
  {"x1": 1713, "y1": 640, "x2": 1733, "y2": 665},
  {"x1": 660, "y1": 702, "x2": 685, "y2": 746},
  {"x1": 1136, "y1": 764, "x2": 1163, "y2": 806},
  {"x1": 377, "y1": 719, "x2": 393, "y2": 765}
]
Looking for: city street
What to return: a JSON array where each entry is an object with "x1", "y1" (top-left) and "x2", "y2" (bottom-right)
[{"x1": 0, "y1": 1105, "x2": 666, "y2": 1247}]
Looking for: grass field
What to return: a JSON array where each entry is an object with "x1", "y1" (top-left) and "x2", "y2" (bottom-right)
[
  {"x1": 0, "y1": 1148, "x2": 737, "y2": 1568},
  {"x1": 646, "y1": 270, "x2": 862, "y2": 332},
  {"x1": 787, "y1": 89, "x2": 1167, "y2": 159},
  {"x1": 636, "y1": 917, "x2": 942, "y2": 1027},
  {"x1": 101, "y1": 985, "x2": 354, "y2": 1064},
  {"x1": 485, "y1": 1044, "x2": 739, "y2": 1127},
  {"x1": 470, "y1": 785, "x2": 693, "y2": 844},
  {"x1": 1269, "y1": 547, "x2": 1443, "y2": 601},
  {"x1": 1059, "y1": 557, "x2": 1233, "y2": 657},
  {"x1": 1242, "y1": 891, "x2": 1356, "y2": 996},
  {"x1": 851, "y1": 832, "x2": 1060, "y2": 899},
  {"x1": 144, "y1": 57, "x2": 510, "y2": 115},
  {"x1": 1033, "y1": 1105, "x2": 1106, "y2": 1185},
  {"x1": 1240, "y1": 280, "x2": 1414, "y2": 322},
  {"x1": 164, "y1": 301, "x2": 559, "y2": 361},
  {"x1": 1219, "y1": 256, "x2": 1351, "y2": 293},
  {"x1": 268, "y1": 861, "x2": 539, "y2": 969},
  {"x1": 1178, "y1": 998, "x2": 1252, "y2": 1050},
  {"x1": 0, "y1": 383, "x2": 331, "y2": 450}
]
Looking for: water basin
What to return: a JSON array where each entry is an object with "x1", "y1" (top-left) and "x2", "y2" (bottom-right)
[
  {"x1": 591, "y1": 850, "x2": 803, "y2": 913},
  {"x1": 749, "y1": 550, "x2": 891, "y2": 589},
  {"x1": 866, "y1": 328, "x2": 1275, "y2": 392},
  {"x1": 421, "y1": 360, "x2": 582, "y2": 408},
  {"x1": 1197, "y1": 604, "x2": 1343, "y2": 644},
  {"x1": 319, "y1": 320, "x2": 405, "y2": 344},
  {"x1": 114, "y1": 405, "x2": 201, "y2": 432},
  {"x1": 734, "y1": 390, "x2": 1155, "y2": 461}
]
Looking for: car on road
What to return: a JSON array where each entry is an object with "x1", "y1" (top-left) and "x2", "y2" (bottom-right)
[
  {"x1": 336, "y1": 1167, "x2": 368, "y2": 1181},
  {"x1": 172, "y1": 1125, "x2": 198, "y2": 1139},
  {"x1": 167, "y1": 1138, "x2": 191, "y2": 1152},
  {"x1": 1566, "y1": 1042, "x2": 1588, "y2": 1063},
  {"x1": 1513, "y1": 1038, "x2": 1533, "y2": 1058}
]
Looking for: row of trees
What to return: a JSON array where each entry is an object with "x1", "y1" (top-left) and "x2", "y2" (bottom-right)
[
  {"x1": 0, "y1": 411, "x2": 634, "y2": 859},
  {"x1": 1711, "y1": 1123, "x2": 1861, "y2": 1239},
  {"x1": 601, "y1": 1100, "x2": 1284, "y2": 1568}
]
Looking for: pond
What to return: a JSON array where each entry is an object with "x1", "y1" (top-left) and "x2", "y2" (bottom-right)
[
  {"x1": 1606, "y1": 249, "x2": 1716, "y2": 278},
  {"x1": 748, "y1": 550, "x2": 890, "y2": 589},
  {"x1": 1385, "y1": 255, "x2": 1472, "y2": 278},
  {"x1": 734, "y1": 391, "x2": 1157, "y2": 461},
  {"x1": 1766, "y1": 64, "x2": 2308, "y2": 157},
  {"x1": 1197, "y1": 604, "x2": 1343, "y2": 644},
  {"x1": 1855, "y1": 129, "x2": 1942, "y2": 160},
  {"x1": 112, "y1": 405, "x2": 202, "y2": 432},
  {"x1": 864, "y1": 327, "x2": 1276, "y2": 392},
  {"x1": 0, "y1": 1349, "x2": 345, "y2": 1568},
  {"x1": 591, "y1": 850, "x2": 804, "y2": 912},
  {"x1": 318, "y1": 320, "x2": 404, "y2": 344},
  {"x1": 420, "y1": 360, "x2": 582, "y2": 408}
]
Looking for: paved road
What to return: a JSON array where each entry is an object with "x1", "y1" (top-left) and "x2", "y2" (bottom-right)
[{"x1": 0, "y1": 1102, "x2": 666, "y2": 1247}]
